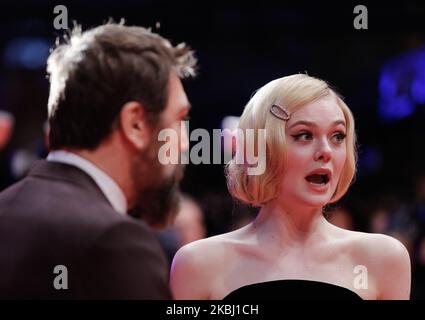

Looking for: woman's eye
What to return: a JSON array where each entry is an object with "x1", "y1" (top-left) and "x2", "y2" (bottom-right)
[
  {"x1": 292, "y1": 132, "x2": 313, "y2": 141},
  {"x1": 332, "y1": 132, "x2": 346, "y2": 143}
]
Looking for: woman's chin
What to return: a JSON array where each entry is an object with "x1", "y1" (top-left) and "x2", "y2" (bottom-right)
[{"x1": 296, "y1": 193, "x2": 332, "y2": 209}]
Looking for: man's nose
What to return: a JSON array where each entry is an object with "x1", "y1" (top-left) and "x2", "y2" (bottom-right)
[{"x1": 180, "y1": 121, "x2": 189, "y2": 153}]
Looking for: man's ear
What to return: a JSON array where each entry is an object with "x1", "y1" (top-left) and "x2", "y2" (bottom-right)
[{"x1": 119, "y1": 101, "x2": 151, "y2": 150}]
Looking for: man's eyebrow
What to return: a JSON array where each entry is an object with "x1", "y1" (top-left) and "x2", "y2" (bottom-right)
[{"x1": 288, "y1": 120, "x2": 346, "y2": 129}]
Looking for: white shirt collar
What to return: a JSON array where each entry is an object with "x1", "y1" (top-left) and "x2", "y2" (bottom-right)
[{"x1": 47, "y1": 150, "x2": 127, "y2": 215}]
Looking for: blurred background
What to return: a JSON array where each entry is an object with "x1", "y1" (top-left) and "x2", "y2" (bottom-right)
[{"x1": 1, "y1": 0, "x2": 425, "y2": 298}]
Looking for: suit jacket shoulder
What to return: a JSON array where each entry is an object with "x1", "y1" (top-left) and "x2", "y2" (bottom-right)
[{"x1": 0, "y1": 160, "x2": 170, "y2": 299}]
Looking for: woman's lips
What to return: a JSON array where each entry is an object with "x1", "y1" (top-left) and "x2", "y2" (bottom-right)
[{"x1": 305, "y1": 178, "x2": 330, "y2": 192}]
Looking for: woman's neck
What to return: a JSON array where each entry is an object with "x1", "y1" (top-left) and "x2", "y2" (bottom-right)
[{"x1": 252, "y1": 200, "x2": 331, "y2": 250}]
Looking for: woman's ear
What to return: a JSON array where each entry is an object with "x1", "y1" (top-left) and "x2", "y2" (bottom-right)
[{"x1": 119, "y1": 101, "x2": 151, "y2": 150}]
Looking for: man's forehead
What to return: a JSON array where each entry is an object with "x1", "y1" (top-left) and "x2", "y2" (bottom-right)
[{"x1": 167, "y1": 72, "x2": 190, "y2": 111}]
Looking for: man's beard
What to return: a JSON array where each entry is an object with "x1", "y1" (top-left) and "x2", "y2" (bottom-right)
[{"x1": 127, "y1": 136, "x2": 185, "y2": 229}]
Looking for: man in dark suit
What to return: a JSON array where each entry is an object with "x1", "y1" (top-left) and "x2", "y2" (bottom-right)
[{"x1": 0, "y1": 22, "x2": 197, "y2": 299}]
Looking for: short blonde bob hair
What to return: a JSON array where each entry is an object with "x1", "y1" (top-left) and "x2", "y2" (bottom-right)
[{"x1": 226, "y1": 74, "x2": 357, "y2": 207}]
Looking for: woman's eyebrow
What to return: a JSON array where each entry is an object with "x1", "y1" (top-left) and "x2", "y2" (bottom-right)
[{"x1": 288, "y1": 120, "x2": 346, "y2": 129}]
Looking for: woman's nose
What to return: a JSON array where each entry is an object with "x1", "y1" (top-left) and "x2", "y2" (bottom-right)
[{"x1": 314, "y1": 139, "x2": 332, "y2": 162}]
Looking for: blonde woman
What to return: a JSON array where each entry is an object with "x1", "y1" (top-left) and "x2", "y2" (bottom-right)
[{"x1": 171, "y1": 74, "x2": 411, "y2": 300}]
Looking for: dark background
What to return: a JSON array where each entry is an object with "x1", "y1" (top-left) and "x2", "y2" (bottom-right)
[{"x1": 1, "y1": 1, "x2": 424, "y2": 195}]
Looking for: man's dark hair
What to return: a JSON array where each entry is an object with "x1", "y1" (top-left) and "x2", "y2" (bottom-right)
[{"x1": 47, "y1": 22, "x2": 197, "y2": 150}]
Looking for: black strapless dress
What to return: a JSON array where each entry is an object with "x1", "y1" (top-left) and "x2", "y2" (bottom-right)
[{"x1": 222, "y1": 280, "x2": 363, "y2": 300}]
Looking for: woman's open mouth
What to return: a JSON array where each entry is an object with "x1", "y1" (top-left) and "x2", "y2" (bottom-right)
[
  {"x1": 305, "y1": 174, "x2": 329, "y2": 185},
  {"x1": 304, "y1": 169, "x2": 331, "y2": 192}
]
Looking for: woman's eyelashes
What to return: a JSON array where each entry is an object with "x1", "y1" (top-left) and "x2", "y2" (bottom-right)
[
  {"x1": 291, "y1": 131, "x2": 346, "y2": 143},
  {"x1": 291, "y1": 131, "x2": 313, "y2": 141},
  {"x1": 332, "y1": 132, "x2": 347, "y2": 143}
]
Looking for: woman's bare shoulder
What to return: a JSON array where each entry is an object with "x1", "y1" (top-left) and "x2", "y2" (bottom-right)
[
  {"x1": 330, "y1": 224, "x2": 407, "y2": 253},
  {"x1": 170, "y1": 225, "x2": 251, "y2": 299},
  {"x1": 172, "y1": 233, "x2": 232, "y2": 270},
  {"x1": 333, "y1": 227, "x2": 411, "y2": 299},
  {"x1": 174, "y1": 224, "x2": 251, "y2": 263},
  {"x1": 342, "y1": 229, "x2": 410, "y2": 263}
]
